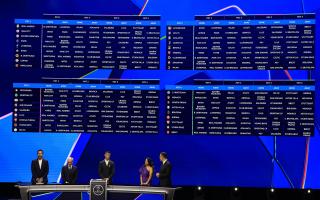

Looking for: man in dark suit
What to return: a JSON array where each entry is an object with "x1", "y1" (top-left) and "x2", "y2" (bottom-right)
[
  {"x1": 156, "y1": 152, "x2": 172, "y2": 187},
  {"x1": 61, "y1": 157, "x2": 78, "y2": 184},
  {"x1": 98, "y1": 151, "x2": 115, "y2": 184},
  {"x1": 31, "y1": 149, "x2": 49, "y2": 184}
]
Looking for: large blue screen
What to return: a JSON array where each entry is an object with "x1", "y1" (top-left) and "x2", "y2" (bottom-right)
[{"x1": 0, "y1": 0, "x2": 320, "y2": 189}]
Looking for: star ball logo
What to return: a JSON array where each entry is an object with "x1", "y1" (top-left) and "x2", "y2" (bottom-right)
[{"x1": 93, "y1": 185, "x2": 104, "y2": 196}]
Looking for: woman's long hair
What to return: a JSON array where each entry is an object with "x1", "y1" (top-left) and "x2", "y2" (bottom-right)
[{"x1": 145, "y1": 157, "x2": 154, "y2": 168}]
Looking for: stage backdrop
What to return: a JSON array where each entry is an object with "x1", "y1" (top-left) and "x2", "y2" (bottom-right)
[{"x1": 0, "y1": 0, "x2": 320, "y2": 189}]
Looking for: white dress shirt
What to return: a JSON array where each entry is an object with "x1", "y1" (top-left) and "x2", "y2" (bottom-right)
[
  {"x1": 38, "y1": 159, "x2": 42, "y2": 170},
  {"x1": 105, "y1": 159, "x2": 109, "y2": 166},
  {"x1": 162, "y1": 159, "x2": 167, "y2": 165}
]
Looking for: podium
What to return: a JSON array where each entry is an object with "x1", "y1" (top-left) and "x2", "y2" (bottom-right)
[
  {"x1": 90, "y1": 179, "x2": 108, "y2": 200},
  {"x1": 16, "y1": 182, "x2": 178, "y2": 200}
]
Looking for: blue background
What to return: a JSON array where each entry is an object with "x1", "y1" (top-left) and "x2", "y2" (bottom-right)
[{"x1": 0, "y1": 0, "x2": 320, "y2": 189}]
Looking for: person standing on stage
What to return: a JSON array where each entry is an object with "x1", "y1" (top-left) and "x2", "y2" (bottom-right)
[
  {"x1": 98, "y1": 151, "x2": 115, "y2": 184},
  {"x1": 156, "y1": 152, "x2": 172, "y2": 187},
  {"x1": 61, "y1": 157, "x2": 78, "y2": 184},
  {"x1": 31, "y1": 149, "x2": 49, "y2": 184},
  {"x1": 139, "y1": 157, "x2": 154, "y2": 186}
]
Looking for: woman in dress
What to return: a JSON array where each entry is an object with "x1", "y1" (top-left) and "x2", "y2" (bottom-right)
[{"x1": 139, "y1": 157, "x2": 154, "y2": 186}]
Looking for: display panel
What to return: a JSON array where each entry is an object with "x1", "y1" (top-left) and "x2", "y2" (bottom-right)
[
  {"x1": 166, "y1": 14, "x2": 315, "y2": 70},
  {"x1": 15, "y1": 15, "x2": 160, "y2": 70},
  {"x1": 166, "y1": 80, "x2": 314, "y2": 136},
  {"x1": 13, "y1": 79, "x2": 160, "y2": 133}
]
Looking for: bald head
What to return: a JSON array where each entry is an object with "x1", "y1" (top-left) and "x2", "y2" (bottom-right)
[{"x1": 67, "y1": 157, "x2": 74, "y2": 166}]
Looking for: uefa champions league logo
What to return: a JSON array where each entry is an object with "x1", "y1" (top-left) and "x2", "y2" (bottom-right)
[{"x1": 93, "y1": 185, "x2": 104, "y2": 196}]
